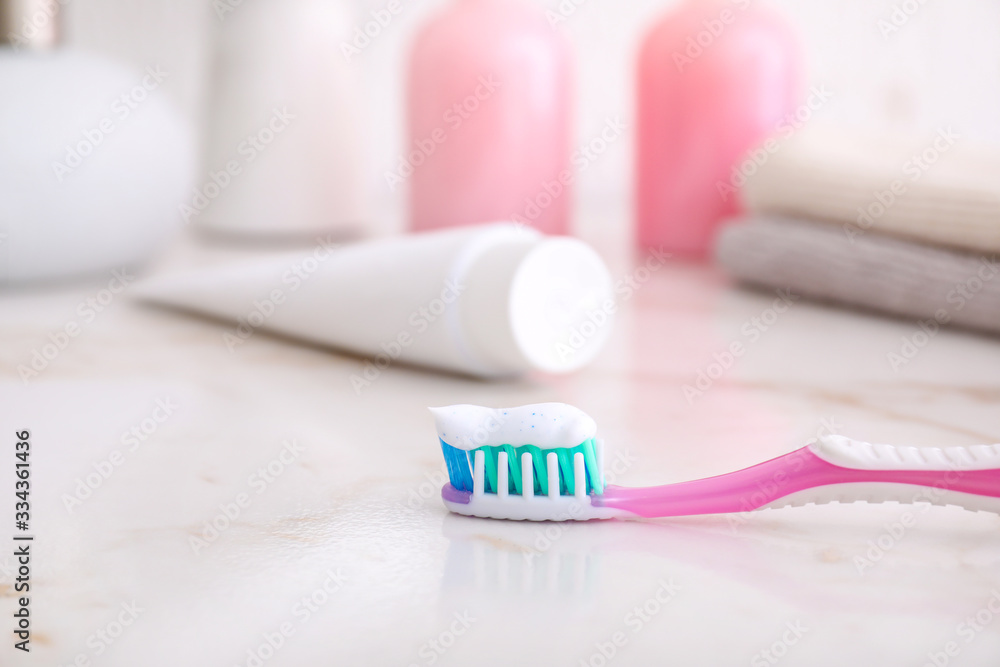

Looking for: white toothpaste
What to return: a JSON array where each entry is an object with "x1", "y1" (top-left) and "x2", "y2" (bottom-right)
[
  {"x1": 135, "y1": 224, "x2": 615, "y2": 378},
  {"x1": 430, "y1": 403, "x2": 596, "y2": 450}
]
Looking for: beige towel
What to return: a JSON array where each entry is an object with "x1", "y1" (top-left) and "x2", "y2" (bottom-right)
[
  {"x1": 741, "y1": 126, "x2": 1000, "y2": 254},
  {"x1": 715, "y1": 216, "x2": 1000, "y2": 335}
]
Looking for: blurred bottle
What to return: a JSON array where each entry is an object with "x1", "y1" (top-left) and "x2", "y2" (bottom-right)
[
  {"x1": 406, "y1": 0, "x2": 572, "y2": 235},
  {"x1": 636, "y1": 0, "x2": 801, "y2": 258},
  {"x1": 60, "y1": 0, "x2": 214, "y2": 145},
  {"x1": 197, "y1": 0, "x2": 370, "y2": 239},
  {"x1": 0, "y1": 0, "x2": 194, "y2": 284}
]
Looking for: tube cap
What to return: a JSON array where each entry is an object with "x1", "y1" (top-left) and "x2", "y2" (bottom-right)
[{"x1": 457, "y1": 224, "x2": 615, "y2": 375}]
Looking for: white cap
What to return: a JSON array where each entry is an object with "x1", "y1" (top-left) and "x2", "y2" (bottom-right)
[{"x1": 454, "y1": 224, "x2": 615, "y2": 375}]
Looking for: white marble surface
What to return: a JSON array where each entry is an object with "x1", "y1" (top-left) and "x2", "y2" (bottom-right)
[{"x1": 2, "y1": 230, "x2": 1000, "y2": 667}]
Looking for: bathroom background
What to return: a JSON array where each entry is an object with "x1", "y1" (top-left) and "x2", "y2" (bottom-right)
[
  {"x1": 3, "y1": 1, "x2": 1000, "y2": 666},
  {"x1": 62, "y1": 0, "x2": 1000, "y2": 236}
]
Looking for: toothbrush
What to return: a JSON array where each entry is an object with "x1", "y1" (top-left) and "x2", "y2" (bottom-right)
[{"x1": 431, "y1": 404, "x2": 1000, "y2": 521}]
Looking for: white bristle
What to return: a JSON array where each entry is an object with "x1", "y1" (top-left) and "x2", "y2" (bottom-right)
[
  {"x1": 497, "y1": 451, "x2": 509, "y2": 499},
  {"x1": 574, "y1": 451, "x2": 585, "y2": 499},
  {"x1": 547, "y1": 452, "x2": 559, "y2": 498},
  {"x1": 521, "y1": 452, "x2": 534, "y2": 498},
  {"x1": 473, "y1": 449, "x2": 485, "y2": 497}
]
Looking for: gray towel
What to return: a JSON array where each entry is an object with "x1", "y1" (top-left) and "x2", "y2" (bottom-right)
[{"x1": 715, "y1": 216, "x2": 1000, "y2": 335}]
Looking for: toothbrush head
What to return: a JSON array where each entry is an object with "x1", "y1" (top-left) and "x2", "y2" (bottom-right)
[{"x1": 430, "y1": 404, "x2": 629, "y2": 521}]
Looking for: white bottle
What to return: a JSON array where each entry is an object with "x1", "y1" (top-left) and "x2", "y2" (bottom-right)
[
  {"x1": 0, "y1": 0, "x2": 194, "y2": 284},
  {"x1": 196, "y1": 0, "x2": 369, "y2": 238}
]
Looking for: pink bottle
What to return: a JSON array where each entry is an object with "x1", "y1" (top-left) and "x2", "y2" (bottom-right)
[
  {"x1": 636, "y1": 0, "x2": 801, "y2": 257},
  {"x1": 406, "y1": 0, "x2": 572, "y2": 235}
]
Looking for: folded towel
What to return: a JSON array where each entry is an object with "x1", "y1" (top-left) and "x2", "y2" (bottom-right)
[
  {"x1": 715, "y1": 216, "x2": 1000, "y2": 335},
  {"x1": 741, "y1": 126, "x2": 1000, "y2": 254}
]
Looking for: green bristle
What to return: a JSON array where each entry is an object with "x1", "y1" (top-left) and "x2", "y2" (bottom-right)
[
  {"x1": 482, "y1": 445, "x2": 499, "y2": 493},
  {"x1": 525, "y1": 445, "x2": 547, "y2": 495},
  {"x1": 500, "y1": 444, "x2": 522, "y2": 495},
  {"x1": 582, "y1": 439, "x2": 603, "y2": 495},
  {"x1": 468, "y1": 439, "x2": 603, "y2": 496},
  {"x1": 555, "y1": 447, "x2": 576, "y2": 494}
]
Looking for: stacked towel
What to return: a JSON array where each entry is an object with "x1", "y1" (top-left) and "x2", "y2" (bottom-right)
[
  {"x1": 740, "y1": 126, "x2": 1000, "y2": 254},
  {"x1": 716, "y1": 126, "x2": 1000, "y2": 334},
  {"x1": 716, "y1": 217, "x2": 1000, "y2": 335}
]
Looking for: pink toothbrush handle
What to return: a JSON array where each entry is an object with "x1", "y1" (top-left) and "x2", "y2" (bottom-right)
[{"x1": 593, "y1": 436, "x2": 1000, "y2": 518}]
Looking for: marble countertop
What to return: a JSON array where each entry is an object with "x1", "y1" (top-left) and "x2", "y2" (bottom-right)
[{"x1": 2, "y1": 229, "x2": 1000, "y2": 667}]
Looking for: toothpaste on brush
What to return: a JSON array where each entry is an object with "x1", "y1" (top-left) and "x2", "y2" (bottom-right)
[
  {"x1": 432, "y1": 403, "x2": 612, "y2": 521},
  {"x1": 431, "y1": 403, "x2": 597, "y2": 451}
]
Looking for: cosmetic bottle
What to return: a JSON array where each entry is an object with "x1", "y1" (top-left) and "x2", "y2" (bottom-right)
[
  {"x1": 197, "y1": 0, "x2": 370, "y2": 238},
  {"x1": 407, "y1": 0, "x2": 573, "y2": 235},
  {"x1": 0, "y1": 0, "x2": 193, "y2": 284},
  {"x1": 636, "y1": 0, "x2": 800, "y2": 257}
]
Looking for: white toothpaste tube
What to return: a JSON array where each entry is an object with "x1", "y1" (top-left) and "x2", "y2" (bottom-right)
[{"x1": 135, "y1": 223, "x2": 616, "y2": 377}]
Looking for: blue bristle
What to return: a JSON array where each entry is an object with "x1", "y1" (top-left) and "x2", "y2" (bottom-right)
[{"x1": 441, "y1": 440, "x2": 473, "y2": 491}]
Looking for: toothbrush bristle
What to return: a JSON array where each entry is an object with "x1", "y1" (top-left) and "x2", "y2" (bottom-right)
[{"x1": 441, "y1": 439, "x2": 604, "y2": 497}]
